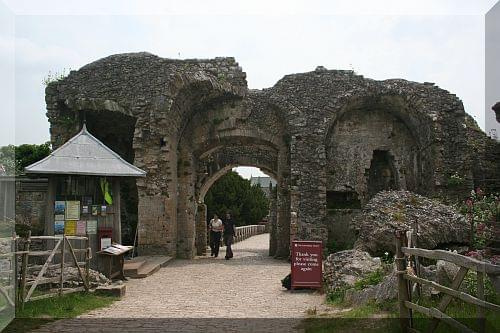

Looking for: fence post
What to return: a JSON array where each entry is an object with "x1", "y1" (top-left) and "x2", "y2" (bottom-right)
[
  {"x1": 477, "y1": 271, "x2": 485, "y2": 333},
  {"x1": 20, "y1": 231, "x2": 31, "y2": 310},
  {"x1": 85, "y1": 235, "x2": 90, "y2": 289},
  {"x1": 395, "y1": 230, "x2": 411, "y2": 332},
  {"x1": 59, "y1": 235, "x2": 66, "y2": 296}
]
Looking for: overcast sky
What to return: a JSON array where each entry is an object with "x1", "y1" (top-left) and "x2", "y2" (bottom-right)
[{"x1": 1, "y1": 0, "x2": 498, "y2": 179}]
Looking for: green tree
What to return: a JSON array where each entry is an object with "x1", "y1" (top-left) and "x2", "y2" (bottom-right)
[
  {"x1": 205, "y1": 171, "x2": 270, "y2": 226},
  {"x1": 0, "y1": 142, "x2": 51, "y2": 175},
  {"x1": 0, "y1": 145, "x2": 15, "y2": 175}
]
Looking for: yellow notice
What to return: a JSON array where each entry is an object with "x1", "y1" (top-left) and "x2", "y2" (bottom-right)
[{"x1": 65, "y1": 220, "x2": 77, "y2": 235}]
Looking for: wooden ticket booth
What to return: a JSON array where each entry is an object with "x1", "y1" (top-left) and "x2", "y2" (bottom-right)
[{"x1": 25, "y1": 124, "x2": 146, "y2": 272}]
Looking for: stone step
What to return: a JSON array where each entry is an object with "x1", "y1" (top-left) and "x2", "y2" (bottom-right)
[
  {"x1": 95, "y1": 283, "x2": 126, "y2": 299},
  {"x1": 124, "y1": 256, "x2": 172, "y2": 278},
  {"x1": 123, "y1": 259, "x2": 146, "y2": 277}
]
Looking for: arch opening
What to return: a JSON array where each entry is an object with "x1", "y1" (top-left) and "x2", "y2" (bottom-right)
[{"x1": 195, "y1": 166, "x2": 278, "y2": 258}]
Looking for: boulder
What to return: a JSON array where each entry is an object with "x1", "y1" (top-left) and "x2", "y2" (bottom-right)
[
  {"x1": 344, "y1": 272, "x2": 397, "y2": 306},
  {"x1": 352, "y1": 191, "x2": 469, "y2": 255},
  {"x1": 324, "y1": 249, "x2": 382, "y2": 291},
  {"x1": 436, "y1": 260, "x2": 460, "y2": 287}
]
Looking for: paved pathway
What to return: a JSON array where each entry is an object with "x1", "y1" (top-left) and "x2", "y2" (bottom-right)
[{"x1": 34, "y1": 233, "x2": 325, "y2": 332}]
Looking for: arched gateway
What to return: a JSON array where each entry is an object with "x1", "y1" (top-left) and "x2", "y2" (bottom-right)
[{"x1": 45, "y1": 52, "x2": 494, "y2": 259}]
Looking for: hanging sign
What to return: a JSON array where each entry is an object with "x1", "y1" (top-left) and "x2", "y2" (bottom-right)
[{"x1": 291, "y1": 240, "x2": 323, "y2": 289}]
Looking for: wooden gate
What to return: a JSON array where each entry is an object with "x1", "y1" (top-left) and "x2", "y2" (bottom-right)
[
  {"x1": 395, "y1": 230, "x2": 500, "y2": 333},
  {"x1": 17, "y1": 232, "x2": 91, "y2": 309}
]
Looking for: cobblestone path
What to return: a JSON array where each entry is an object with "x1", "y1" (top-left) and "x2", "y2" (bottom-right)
[{"x1": 33, "y1": 233, "x2": 326, "y2": 332}]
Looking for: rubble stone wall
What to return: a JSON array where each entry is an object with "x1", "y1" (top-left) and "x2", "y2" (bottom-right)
[{"x1": 43, "y1": 53, "x2": 499, "y2": 258}]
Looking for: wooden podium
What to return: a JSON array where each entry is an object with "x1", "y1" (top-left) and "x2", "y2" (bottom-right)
[{"x1": 97, "y1": 244, "x2": 133, "y2": 280}]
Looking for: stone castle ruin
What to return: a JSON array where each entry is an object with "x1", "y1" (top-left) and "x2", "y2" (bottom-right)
[{"x1": 44, "y1": 52, "x2": 500, "y2": 258}]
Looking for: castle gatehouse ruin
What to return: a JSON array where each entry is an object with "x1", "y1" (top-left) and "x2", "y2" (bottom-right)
[{"x1": 43, "y1": 52, "x2": 500, "y2": 258}]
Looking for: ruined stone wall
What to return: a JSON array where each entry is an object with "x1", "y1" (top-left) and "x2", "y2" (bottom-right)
[
  {"x1": 44, "y1": 53, "x2": 493, "y2": 258},
  {"x1": 465, "y1": 115, "x2": 500, "y2": 194},
  {"x1": 15, "y1": 178, "x2": 48, "y2": 235},
  {"x1": 326, "y1": 107, "x2": 419, "y2": 204}
]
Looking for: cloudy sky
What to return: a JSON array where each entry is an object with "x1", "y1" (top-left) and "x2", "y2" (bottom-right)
[{"x1": 1, "y1": 0, "x2": 498, "y2": 178}]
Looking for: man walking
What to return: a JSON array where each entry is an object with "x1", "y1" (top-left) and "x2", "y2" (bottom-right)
[{"x1": 223, "y1": 212, "x2": 236, "y2": 260}]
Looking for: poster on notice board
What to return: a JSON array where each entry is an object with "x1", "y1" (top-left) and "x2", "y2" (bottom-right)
[
  {"x1": 65, "y1": 201, "x2": 80, "y2": 220},
  {"x1": 54, "y1": 220, "x2": 65, "y2": 235},
  {"x1": 76, "y1": 220, "x2": 86, "y2": 236},
  {"x1": 54, "y1": 201, "x2": 65, "y2": 214},
  {"x1": 86, "y1": 220, "x2": 97, "y2": 234},
  {"x1": 65, "y1": 220, "x2": 77, "y2": 235}
]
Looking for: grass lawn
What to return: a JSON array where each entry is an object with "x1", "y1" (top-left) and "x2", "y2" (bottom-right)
[
  {"x1": 3, "y1": 292, "x2": 117, "y2": 332},
  {"x1": 302, "y1": 297, "x2": 500, "y2": 333}
]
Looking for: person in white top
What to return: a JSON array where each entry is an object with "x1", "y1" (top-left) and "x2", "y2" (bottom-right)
[{"x1": 209, "y1": 213, "x2": 223, "y2": 257}]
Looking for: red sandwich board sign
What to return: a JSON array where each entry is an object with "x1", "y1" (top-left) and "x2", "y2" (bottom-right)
[{"x1": 291, "y1": 240, "x2": 323, "y2": 289}]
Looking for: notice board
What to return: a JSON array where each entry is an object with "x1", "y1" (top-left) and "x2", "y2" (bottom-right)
[{"x1": 291, "y1": 240, "x2": 322, "y2": 289}]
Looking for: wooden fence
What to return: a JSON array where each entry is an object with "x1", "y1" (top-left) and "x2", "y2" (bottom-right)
[
  {"x1": 234, "y1": 225, "x2": 266, "y2": 243},
  {"x1": 17, "y1": 232, "x2": 91, "y2": 309},
  {"x1": 0, "y1": 235, "x2": 16, "y2": 313},
  {"x1": 395, "y1": 230, "x2": 500, "y2": 333}
]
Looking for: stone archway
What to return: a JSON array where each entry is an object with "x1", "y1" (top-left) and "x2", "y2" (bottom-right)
[
  {"x1": 175, "y1": 92, "x2": 290, "y2": 259},
  {"x1": 193, "y1": 144, "x2": 280, "y2": 257}
]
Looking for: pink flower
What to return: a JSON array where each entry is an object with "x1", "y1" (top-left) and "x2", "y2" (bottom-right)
[
  {"x1": 491, "y1": 256, "x2": 500, "y2": 265},
  {"x1": 465, "y1": 198, "x2": 473, "y2": 207},
  {"x1": 466, "y1": 251, "x2": 479, "y2": 258}
]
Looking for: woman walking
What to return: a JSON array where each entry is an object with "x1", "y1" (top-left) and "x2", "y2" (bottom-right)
[{"x1": 209, "y1": 213, "x2": 223, "y2": 257}]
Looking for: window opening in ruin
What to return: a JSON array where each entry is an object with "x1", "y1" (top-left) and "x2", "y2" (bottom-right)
[
  {"x1": 366, "y1": 150, "x2": 398, "y2": 198},
  {"x1": 326, "y1": 191, "x2": 361, "y2": 209}
]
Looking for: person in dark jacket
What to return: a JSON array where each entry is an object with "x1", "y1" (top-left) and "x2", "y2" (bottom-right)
[{"x1": 223, "y1": 212, "x2": 236, "y2": 260}]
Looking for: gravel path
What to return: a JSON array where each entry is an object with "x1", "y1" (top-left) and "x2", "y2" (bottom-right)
[{"x1": 33, "y1": 233, "x2": 325, "y2": 332}]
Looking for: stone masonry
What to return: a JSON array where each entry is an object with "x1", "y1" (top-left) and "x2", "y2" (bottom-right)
[{"x1": 44, "y1": 53, "x2": 500, "y2": 259}]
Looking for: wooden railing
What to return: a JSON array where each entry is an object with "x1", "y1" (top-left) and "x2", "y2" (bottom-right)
[
  {"x1": 234, "y1": 225, "x2": 266, "y2": 243},
  {"x1": 17, "y1": 232, "x2": 91, "y2": 309},
  {"x1": 0, "y1": 235, "x2": 16, "y2": 313},
  {"x1": 395, "y1": 230, "x2": 500, "y2": 333}
]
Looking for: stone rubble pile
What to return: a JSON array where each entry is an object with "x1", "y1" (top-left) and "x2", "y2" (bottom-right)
[
  {"x1": 323, "y1": 249, "x2": 382, "y2": 292},
  {"x1": 352, "y1": 190, "x2": 469, "y2": 255},
  {"x1": 343, "y1": 272, "x2": 397, "y2": 306},
  {"x1": 28, "y1": 267, "x2": 111, "y2": 288}
]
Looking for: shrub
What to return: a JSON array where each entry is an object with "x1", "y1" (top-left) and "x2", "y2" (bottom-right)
[{"x1": 353, "y1": 269, "x2": 385, "y2": 291}]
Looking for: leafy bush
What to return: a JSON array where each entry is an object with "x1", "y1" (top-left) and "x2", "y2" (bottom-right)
[
  {"x1": 459, "y1": 188, "x2": 499, "y2": 249},
  {"x1": 462, "y1": 271, "x2": 499, "y2": 304},
  {"x1": 353, "y1": 269, "x2": 385, "y2": 291},
  {"x1": 447, "y1": 171, "x2": 465, "y2": 187},
  {"x1": 326, "y1": 288, "x2": 346, "y2": 305}
]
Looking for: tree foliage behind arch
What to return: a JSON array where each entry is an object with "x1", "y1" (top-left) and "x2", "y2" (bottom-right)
[
  {"x1": 0, "y1": 142, "x2": 51, "y2": 175},
  {"x1": 204, "y1": 171, "x2": 269, "y2": 226}
]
